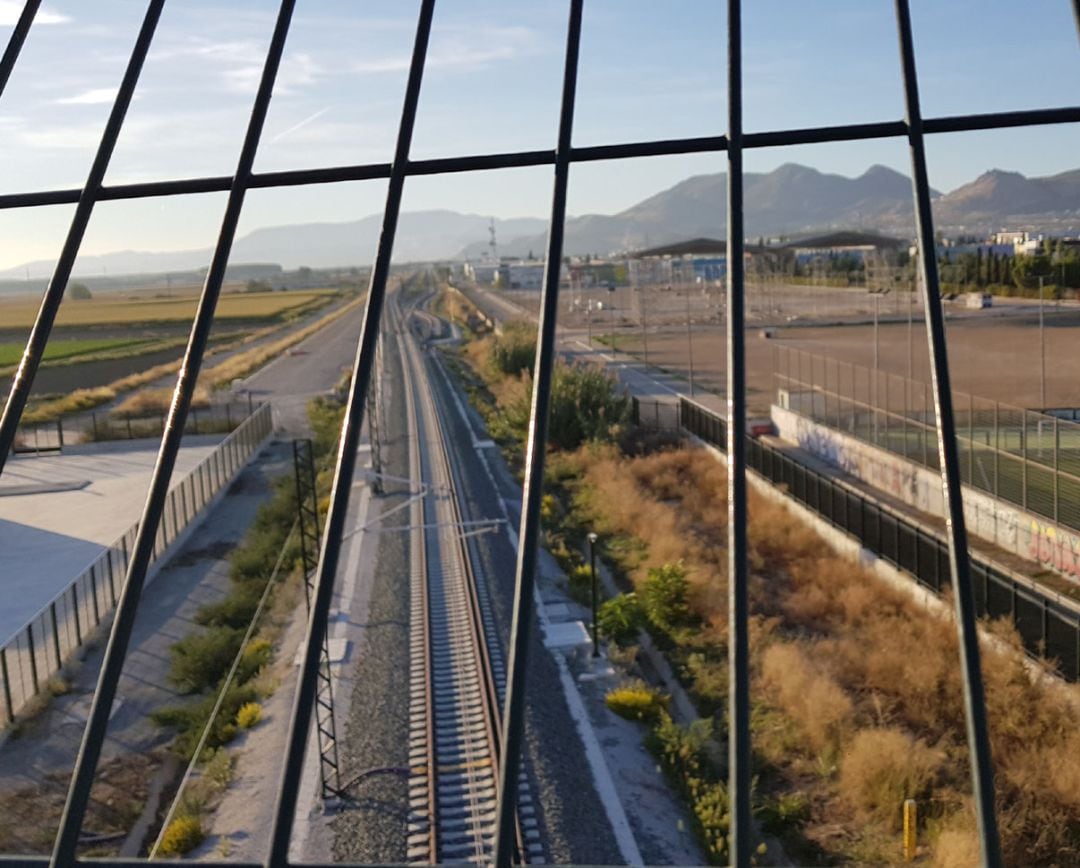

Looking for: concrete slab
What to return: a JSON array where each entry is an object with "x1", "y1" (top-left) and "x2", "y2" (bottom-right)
[{"x1": 0, "y1": 435, "x2": 223, "y2": 640}]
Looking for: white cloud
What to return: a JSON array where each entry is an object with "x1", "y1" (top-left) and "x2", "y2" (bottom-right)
[
  {"x1": 0, "y1": 1, "x2": 70, "y2": 25},
  {"x1": 55, "y1": 87, "x2": 117, "y2": 105},
  {"x1": 349, "y1": 24, "x2": 540, "y2": 76}
]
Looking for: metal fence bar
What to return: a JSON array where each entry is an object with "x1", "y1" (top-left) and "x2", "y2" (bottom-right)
[
  {"x1": 0, "y1": 0, "x2": 40, "y2": 100},
  {"x1": 0, "y1": 0, "x2": 166, "y2": 472},
  {"x1": 893, "y1": 2, "x2": 1000, "y2": 862},
  {"x1": 266, "y1": 1, "x2": 435, "y2": 864},
  {"x1": 47, "y1": 2, "x2": 295, "y2": 857},
  {"x1": 726, "y1": 0, "x2": 752, "y2": 862},
  {"x1": 493, "y1": 2, "x2": 583, "y2": 863}
]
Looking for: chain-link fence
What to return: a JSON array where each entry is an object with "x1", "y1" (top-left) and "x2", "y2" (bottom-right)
[
  {"x1": 0, "y1": 402, "x2": 272, "y2": 726},
  {"x1": 774, "y1": 345, "x2": 1080, "y2": 532},
  {"x1": 680, "y1": 395, "x2": 1080, "y2": 683}
]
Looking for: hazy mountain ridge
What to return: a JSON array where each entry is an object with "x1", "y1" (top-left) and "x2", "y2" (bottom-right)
[{"x1": 3, "y1": 164, "x2": 1079, "y2": 285}]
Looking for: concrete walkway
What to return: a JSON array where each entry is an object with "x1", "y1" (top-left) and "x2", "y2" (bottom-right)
[{"x1": 0, "y1": 436, "x2": 223, "y2": 640}]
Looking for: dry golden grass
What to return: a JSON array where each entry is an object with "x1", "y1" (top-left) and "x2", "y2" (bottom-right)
[
  {"x1": 838, "y1": 728, "x2": 942, "y2": 830},
  {"x1": 568, "y1": 443, "x2": 1080, "y2": 864},
  {"x1": 760, "y1": 642, "x2": 852, "y2": 755},
  {"x1": 112, "y1": 386, "x2": 210, "y2": 418}
]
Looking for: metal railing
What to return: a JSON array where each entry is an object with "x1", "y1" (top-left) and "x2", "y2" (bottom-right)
[
  {"x1": 680, "y1": 396, "x2": 1080, "y2": 684},
  {"x1": 0, "y1": 0, "x2": 1076, "y2": 864},
  {"x1": 0, "y1": 402, "x2": 272, "y2": 726},
  {"x1": 775, "y1": 345, "x2": 1080, "y2": 532}
]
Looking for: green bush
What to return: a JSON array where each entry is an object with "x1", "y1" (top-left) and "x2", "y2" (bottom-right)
[
  {"x1": 157, "y1": 814, "x2": 204, "y2": 856},
  {"x1": 153, "y1": 683, "x2": 257, "y2": 760},
  {"x1": 640, "y1": 562, "x2": 693, "y2": 635},
  {"x1": 236, "y1": 701, "x2": 262, "y2": 729},
  {"x1": 605, "y1": 684, "x2": 668, "y2": 724},
  {"x1": 196, "y1": 583, "x2": 263, "y2": 629},
  {"x1": 501, "y1": 361, "x2": 630, "y2": 451},
  {"x1": 168, "y1": 627, "x2": 243, "y2": 694},
  {"x1": 758, "y1": 790, "x2": 811, "y2": 836},
  {"x1": 567, "y1": 563, "x2": 594, "y2": 606},
  {"x1": 237, "y1": 638, "x2": 273, "y2": 683},
  {"x1": 490, "y1": 321, "x2": 536, "y2": 376},
  {"x1": 598, "y1": 593, "x2": 645, "y2": 645}
]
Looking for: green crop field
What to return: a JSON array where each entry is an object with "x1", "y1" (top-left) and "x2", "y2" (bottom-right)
[
  {"x1": 0, "y1": 289, "x2": 338, "y2": 329},
  {"x1": 0, "y1": 337, "x2": 160, "y2": 367}
]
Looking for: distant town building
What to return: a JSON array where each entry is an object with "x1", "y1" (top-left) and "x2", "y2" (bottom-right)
[{"x1": 463, "y1": 261, "x2": 500, "y2": 284}]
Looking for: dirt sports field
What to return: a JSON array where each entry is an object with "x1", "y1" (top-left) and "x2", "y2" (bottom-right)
[{"x1": 576, "y1": 285, "x2": 1080, "y2": 415}]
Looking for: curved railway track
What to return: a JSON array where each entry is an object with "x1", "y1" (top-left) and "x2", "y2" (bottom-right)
[{"x1": 392, "y1": 285, "x2": 540, "y2": 864}]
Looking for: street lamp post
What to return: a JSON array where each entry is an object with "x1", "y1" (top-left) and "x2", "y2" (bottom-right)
[{"x1": 587, "y1": 532, "x2": 599, "y2": 657}]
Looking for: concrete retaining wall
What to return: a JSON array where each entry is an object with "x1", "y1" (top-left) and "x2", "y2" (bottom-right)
[{"x1": 771, "y1": 404, "x2": 1080, "y2": 586}]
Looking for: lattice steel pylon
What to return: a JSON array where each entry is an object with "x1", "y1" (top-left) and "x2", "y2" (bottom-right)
[{"x1": 292, "y1": 438, "x2": 344, "y2": 804}]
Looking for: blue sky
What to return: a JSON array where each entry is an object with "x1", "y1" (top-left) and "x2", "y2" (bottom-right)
[{"x1": 0, "y1": 0, "x2": 1077, "y2": 271}]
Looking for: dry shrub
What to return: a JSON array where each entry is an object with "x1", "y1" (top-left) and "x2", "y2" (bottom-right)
[
  {"x1": 112, "y1": 385, "x2": 210, "y2": 418},
  {"x1": 760, "y1": 642, "x2": 853, "y2": 754},
  {"x1": 839, "y1": 727, "x2": 942, "y2": 830},
  {"x1": 931, "y1": 817, "x2": 980, "y2": 868}
]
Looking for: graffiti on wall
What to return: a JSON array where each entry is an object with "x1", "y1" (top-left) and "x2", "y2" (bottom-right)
[
  {"x1": 793, "y1": 415, "x2": 932, "y2": 508},
  {"x1": 1027, "y1": 520, "x2": 1080, "y2": 581}
]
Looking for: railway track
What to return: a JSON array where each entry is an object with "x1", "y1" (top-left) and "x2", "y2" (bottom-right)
[{"x1": 393, "y1": 286, "x2": 540, "y2": 864}]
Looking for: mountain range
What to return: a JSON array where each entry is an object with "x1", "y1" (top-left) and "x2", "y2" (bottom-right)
[{"x1": 3, "y1": 163, "x2": 1079, "y2": 284}]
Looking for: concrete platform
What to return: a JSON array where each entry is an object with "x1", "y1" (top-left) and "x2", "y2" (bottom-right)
[{"x1": 0, "y1": 435, "x2": 223, "y2": 640}]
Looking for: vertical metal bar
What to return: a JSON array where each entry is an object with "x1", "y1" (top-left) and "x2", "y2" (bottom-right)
[
  {"x1": 494, "y1": 2, "x2": 583, "y2": 864},
  {"x1": 1054, "y1": 417, "x2": 1060, "y2": 524},
  {"x1": 0, "y1": 0, "x2": 166, "y2": 472},
  {"x1": 0, "y1": 0, "x2": 40, "y2": 100},
  {"x1": 50, "y1": 602, "x2": 62, "y2": 670},
  {"x1": 893, "y1": 2, "x2": 1001, "y2": 863},
  {"x1": 0, "y1": 648, "x2": 13, "y2": 725},
  {"x1": 26, "y1": 623, "x2": 38, "y2": 696},
  {"x1": 266, "y1": 3, "x2": 435, "y2": 865},
  {"x1": 49, "y1": 5, "x2": 296, "y2": 864},
  {"x1": 71, "y1": 585, "x2": 81, "y2": 647},
  {"x1": 727, "y1": 0, "x2": 751, "y2": 862}
]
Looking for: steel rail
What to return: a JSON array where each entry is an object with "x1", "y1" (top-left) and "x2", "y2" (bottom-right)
[
  {"x1": 413, "y1": 287, "x2": 531, "y2": 862},
  {"x1": 47, "y1": 3, "x2": 296, "y2": 864},
  {"x1": 0, "y1": 0, "x2": 165, "y2": 473},
  {"x1": 399, "y1": 284, "x2": 524, "y2": 862},
  {"x1": 1, "y1": 107, "x2": 1078, "y2": 213},
  {"x1": 893, "y1": 1, "x2": 1002, "y2": 864},
  {"x1": 263, "y1": 3, "x2": 436, "y2": 864},
  {"x1": 493, "y1": 1, "x2": 583, "y2": 864},
  {"x1": 726, "y1": 0, "x2": 752, "y2": 863},
  {"x1": 0, "y1": 0, "x2": 39, "y2": 99},
  {"x1": 395, "y1": 286, "x2": 438, "y2": 861}
]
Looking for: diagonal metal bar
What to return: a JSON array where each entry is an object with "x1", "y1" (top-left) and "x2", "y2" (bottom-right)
[
  {"x1": 492, "y1": 1, "x2": 583, "y2": 865},
  {"x1": 262, "y1": 2, "x2": 437, "y2": 864},
  {"x1": 0, "y1": 0, "x2": 166, "y2": 475},
  {"x1": 893, "y1": 1, "x2": 1002, "y2": 865},
  {"x1": 726, "y1": 0, "x2": 752, "y2": 865},
  {"x1": 47, "y1": 3, "x2": 296, "y2": 864},
  {"x1": 0, "y1": 0, "x2": 39, "y2": 99}
]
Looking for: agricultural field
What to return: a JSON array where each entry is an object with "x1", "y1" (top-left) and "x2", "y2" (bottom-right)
[
  {"x1": 0, "y1": 288, "x2": 337, "y2": 330},
  {"x1": 0, "y1": 336, "x2": 162, "y2": 368}
]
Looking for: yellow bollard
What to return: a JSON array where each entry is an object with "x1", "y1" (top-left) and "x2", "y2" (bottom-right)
[{"x1": 903, "y1": 798, "x2": 917, "y2": 862}]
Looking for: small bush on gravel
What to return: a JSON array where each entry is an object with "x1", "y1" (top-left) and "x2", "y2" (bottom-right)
[
  {"x1": 605, "y1": 683, "x2": 668, "y2": 724},
  {"x1": 168, "y1": 627, "x2": 243, "y2": 694},
  {"x1": 158, "y1": 814, "x2": 204, "y2": 857},
  {"x1": 235, "y1": 702, "x2": 262, "y2": 729},
  {"x1": 489, "y1": 321, "x2": 536, "y2": 376}
]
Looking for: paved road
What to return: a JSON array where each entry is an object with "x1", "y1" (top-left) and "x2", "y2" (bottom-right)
[{"x1": 242, "y1": 300, "x2": 364, "y2": 435}]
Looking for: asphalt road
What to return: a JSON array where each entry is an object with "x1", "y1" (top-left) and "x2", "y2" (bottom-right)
[{"x1": 242, "y1": 300, "x2": 364, "y2": 435}]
